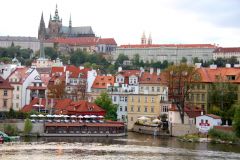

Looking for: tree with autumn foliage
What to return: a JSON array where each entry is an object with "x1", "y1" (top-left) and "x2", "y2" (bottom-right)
[
  {"x1": 164, "y1": 64, "x2": 200, "y2": 124},
  {"x1": 47, "y1": 79, "x2": 66, "y2": 99}
]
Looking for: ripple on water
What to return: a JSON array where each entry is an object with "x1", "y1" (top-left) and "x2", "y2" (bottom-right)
[{"x1": 0, "y1": 142, "x2": 240, "y2": 160}]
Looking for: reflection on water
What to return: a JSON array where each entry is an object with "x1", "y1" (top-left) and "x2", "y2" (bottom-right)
[{"x1": 0, "y1": 132, "x2": 240, "y2": 160}]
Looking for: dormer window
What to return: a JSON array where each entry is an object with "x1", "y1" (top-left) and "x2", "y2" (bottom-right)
[{"x1": 227, "y1": 75, "x2": 236, "y2": 80}]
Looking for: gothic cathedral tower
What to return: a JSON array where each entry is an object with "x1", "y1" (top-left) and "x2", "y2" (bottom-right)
[
  {"x1": 38, "y1": 12, "x2": 46, "y2": 40},
  {"x1": 48, "y1": 4, "x2": 62, "y2": 38}
]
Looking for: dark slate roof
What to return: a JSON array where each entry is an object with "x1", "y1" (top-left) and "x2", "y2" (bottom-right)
[{"x1": 59, "y1": 26, "x2": 94, "y2": 35}]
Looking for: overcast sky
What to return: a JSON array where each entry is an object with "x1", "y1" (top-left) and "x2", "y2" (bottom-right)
[{"x1": 0, "y1": 0, "x2": 239, "y2": 46}]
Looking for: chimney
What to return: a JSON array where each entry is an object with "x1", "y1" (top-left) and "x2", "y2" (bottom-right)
[
  {"x1": 210, "y1": 64, "x2": 217, "y2": 69},
  {"x1": 118, "y1": 66, "x2": 122, "y2": 72},
  {"x1": 225, "y1": 64, "x2": 231, "y2": 68},
  {"x1": 157, "y1": 68, "x2": 161, "y2": 75},
  {"x1": 150, "y1": 67, "x2": 154, "y2": 74},
  {"x1": 195, "y1": 63, "x2": 202, "y2": 68}
]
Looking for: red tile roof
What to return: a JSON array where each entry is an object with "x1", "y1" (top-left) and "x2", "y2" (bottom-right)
[
  {"x1": 22, "y1": 98, "x2": 105, "y2": 116},
  {"x1": 45, "y1": 37, "x2": 117, "y2": 46},
  {"x1": 117, "y1": 70, "x2": 141, "y2": 77},
  {"x1": 139, "y1": 72, "x2": 162, "y2": 84},
  {"x1": 8, "y1": 67, "x2": 32, "y2": 84},
  {"x1": 120, "y1": 44, "x2": 216, "y2": 49},
  {"x1": 22, "y1": 98, "x2": 58, "y2": 112},
  {"x1": 213, "y1": 47, "x2": 240, "y2": 53},
  {"x1": 92, "y1": 75, "x2": 114, "y2": 89},
  {"x1": 197, "y1": 67, "x2": 240, "y2": 83},
  {"x1": 169, "y1": 104, "x2": 202, "y2": 118},
  {"x1": 51, "y1": 66, "x2": 65, "y2": 77},
  {"x1": 0, "y1": 76, "x2": 13, "y2": 89}
]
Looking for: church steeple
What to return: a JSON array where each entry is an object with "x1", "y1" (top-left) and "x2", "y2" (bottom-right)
[
  {"x1": 38, "y1": 12, "x2": 46, "y2": 40},
  {"x1": 69, "y1": 14, "x2": 72, "y2": 28},
  {"x1": 141, "y1": 32, "x2": 146, "y2": 45},
  {"x1": 147, "y1": 33, "x2": 152, "y2": 45},
  {"x1": 53, "y1": 4, "x2": 60, "y2": 21}
]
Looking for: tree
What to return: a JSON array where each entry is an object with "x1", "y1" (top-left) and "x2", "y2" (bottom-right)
[
  {"x1": 45, "y1": 47, "x2": 58, "y2": 60},
  {"x1": 208, "y1": 77, "x2": 238, "y2": 123},
  {"x1": 164, "y1": 64, "x2": 200, "y2": 124},
  {"x1": 95, "y1": 92, "x2": 117, "y2": 121},
  {"x1": 181, "y1": 57, "x2": 187, "y2": 63},
  {"x1": 24, "y1": 118, "x2": 33, "y2": 135},
  {"x1": 233, "y1": 106, "x2": 240, "y2": 137},
  {"x1": 48, "y1": 80, "x2": 66, "y2": 99},
  {"x1": 115, "y1": 54, "x2": 129, "y2": 67}
]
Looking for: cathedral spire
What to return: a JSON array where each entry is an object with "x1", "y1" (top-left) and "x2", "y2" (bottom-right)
[
  {"x1": 69, "y1": 14, "x2": 72, "y2": 28},
  {"x1": 54, "y1": 4, "x2": 60, "y2": 21},
  {"x1": 38, "y1": 12, "x2": 46, "y2": 40}
]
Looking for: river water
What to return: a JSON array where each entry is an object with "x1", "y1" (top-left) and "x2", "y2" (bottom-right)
[{"x1": 0, "y1": 132, "x2": 240, "y2": 160}]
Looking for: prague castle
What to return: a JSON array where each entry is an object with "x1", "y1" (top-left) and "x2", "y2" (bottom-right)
[{"x1": 38, "y1": 5, "x2": 95, "y2": 40}]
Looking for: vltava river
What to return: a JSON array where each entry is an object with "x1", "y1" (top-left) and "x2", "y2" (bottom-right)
[{"x1": 0, "y1": 132, "x2": 240, "y2": 160}]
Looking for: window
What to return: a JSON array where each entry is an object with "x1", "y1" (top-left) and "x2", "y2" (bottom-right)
[
  {"x1": 3, "y1": 90, "x2": 7, "y2": 96},
  {"x1": 125, "y1": 106, "x2": 127, "y2": 111},
  {"x1": 151, "y1": 97, "x2": 154, "y2": 103},
  {"x1": 152, "y1": 87, "x2": 154, "y2": 92},
  {"x1": 151, "y1": 106, "x2": 154, "y2": 113},
  {"x1": 196, "y1": 94, "x2": 200, "y2": 101},
  {"x1": 137, "y1": 106, "x2": 141, "y2": 112},
  {"x1": 119, "y1": 106, "x2": 122, "y2": 111},
  {"x1": 144, "y1": 106, "x2": 148, "y2": 112},
  {"x1": 144, "y1": 96, "x2": 147, "y2": 103},
  {"x1": 138, "y1": 96, "x2": 141, "y2": 102},
  {"x1": 201, "y1": 94, "x2": 205, "y2": 101},
  {"x1": 3, "y1": 99, "x2": 7, "y2": 107},
  {"x1": 17, "y1": 86, "x2": 19, "y2": 91},
  {"x1": 131, "y1": 105, "x2": 134, "y2": 112},
  {"x1": 120, "y1": 96, "x2": 124, "y2": 101}
]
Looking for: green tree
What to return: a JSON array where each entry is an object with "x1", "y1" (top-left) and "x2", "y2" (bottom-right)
[
  {"x1": 208, "y1": 78, "x2": 238, "y2": 123},
  {"x1": 95, "y1": 92, "x2": 117, "y2": 121},
  {"x1": 181, "y1": 57, "x2": 187, "y2": 63},
  {"x1": 233, "y1": 106, "x2": 240, "y2": 137},
  {"x1": 115, "y1": 53, "x2": 129, "y2": 67},
  {"x1": 24, "y1": 118, "x2": 33, "y2": 135},
  {"x1": 45, "y1": 47, "x2": 58, "y2": 60}
]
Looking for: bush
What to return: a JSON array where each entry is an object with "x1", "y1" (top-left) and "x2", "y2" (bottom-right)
[
  {"x1": 24, "y1": 118, "x2": 33, "y2": 135},
  {"x1": 4, "y1": 124, "x2": 18, "y2": 136},
  {"x1": 208, "y1": 128, "x2": 238, "y2": 142},
  {"x1": 233, "y1": 106, "x2": 240, "y2": 137}
]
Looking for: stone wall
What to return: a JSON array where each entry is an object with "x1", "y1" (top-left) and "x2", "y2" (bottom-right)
[
  {"x1": 0, "y1": 120, "x2": 44, "y2": 135},
  {"x1": 133, "y1": 124, "x2": 169, "y2": 136},
  {"x1": 170, "y1": 123, "x2": 198, "y2": 136}
]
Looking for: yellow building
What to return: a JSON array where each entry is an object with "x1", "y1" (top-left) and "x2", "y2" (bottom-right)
[
  {"x1": 127, "y1": 70, "x2": 169, "y2": 130},
  {"x1": 0, "y1": 76, "x2": 14, "y2": 111}
]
